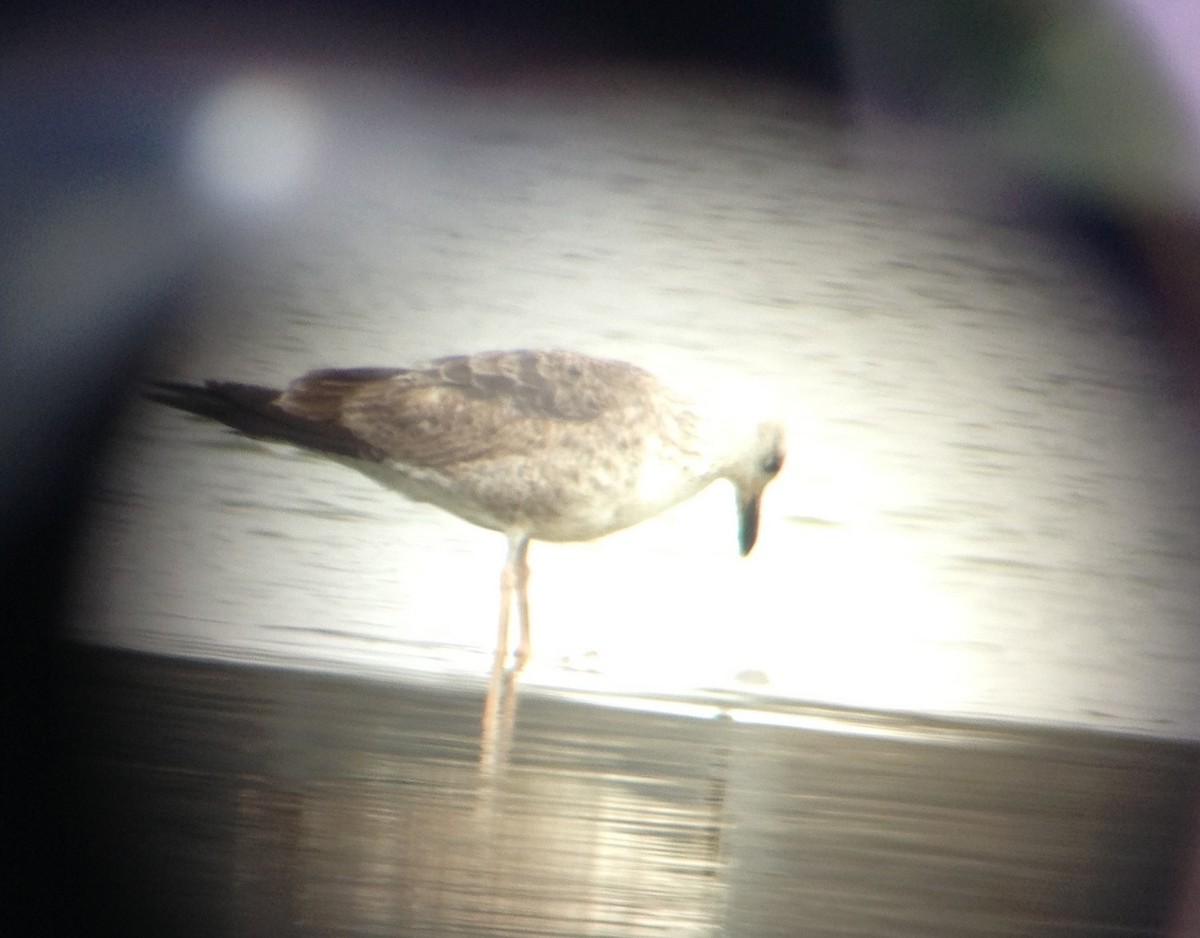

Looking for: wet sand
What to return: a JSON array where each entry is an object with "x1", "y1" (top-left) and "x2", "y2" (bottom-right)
[{"x1": 59, "y1": 645, "x2": 1200, "y2": 937}]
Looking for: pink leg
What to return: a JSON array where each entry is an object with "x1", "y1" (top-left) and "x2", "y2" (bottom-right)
[
  {"x1": 497, "y1": 532, "x2": 530, "y2": 664},
  {"x1": 513, "y1": 536, "x2": 532, "y2": 665}
]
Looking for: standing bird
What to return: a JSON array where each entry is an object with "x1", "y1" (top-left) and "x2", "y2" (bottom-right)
[{"x1": 147, "y1": 349, "x2": 785, "y2": 663}]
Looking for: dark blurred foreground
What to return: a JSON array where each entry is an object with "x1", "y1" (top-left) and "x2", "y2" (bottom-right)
[{"x1": 49, "y1": 645, "x2": 1200, "y2": 937}]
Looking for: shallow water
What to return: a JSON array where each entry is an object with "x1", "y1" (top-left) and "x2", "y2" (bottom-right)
[
  {"x1": 69, "y1": 68, "x2": 1200, "y2": 738},
  {"x1": 67, "y1": 646, "x2": 1199, "y2": 937}
]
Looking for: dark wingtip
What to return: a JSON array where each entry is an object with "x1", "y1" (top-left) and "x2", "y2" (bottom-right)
[
  {"x1": 143, "y1": 377, "x2": 278, "y2": 430},
  {"x1": 144, "y1": 377, "x2": 371, "y2": 459},
  {"x1": 144, "y1": 379, "x2": 206, "y2": 407},
  {"x1": 143, "y1": 379, "x2": 282, "y2": 425}
]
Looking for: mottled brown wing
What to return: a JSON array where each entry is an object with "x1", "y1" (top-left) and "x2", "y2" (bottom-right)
[{"x1": 280, "y1": 350, "x2": 649, "y2": 469}]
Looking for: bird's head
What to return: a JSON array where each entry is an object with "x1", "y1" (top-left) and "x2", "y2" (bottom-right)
[{"x1": 725, "y1": 419, "x2": 786, "y2": 555}]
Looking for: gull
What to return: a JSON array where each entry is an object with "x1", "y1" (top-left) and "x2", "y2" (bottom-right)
[{"x1": 148, "y1": 349, "x2": 785, "y2": 663}]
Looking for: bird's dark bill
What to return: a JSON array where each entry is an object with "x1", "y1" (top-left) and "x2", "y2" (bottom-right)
[{"x1": 737, "y1": 489, "x2": 761, "y2": 556}]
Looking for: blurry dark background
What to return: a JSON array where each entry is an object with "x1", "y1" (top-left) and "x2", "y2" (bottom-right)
[{"x1": 5, "y1": 2, "x2": 1200, "y2": 934}]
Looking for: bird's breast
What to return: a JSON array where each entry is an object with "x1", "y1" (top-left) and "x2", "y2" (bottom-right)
[{"x1": 345, "y1": 419, "x2": 711, "y2": 543}]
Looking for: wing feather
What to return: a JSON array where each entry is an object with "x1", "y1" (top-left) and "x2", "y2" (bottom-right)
[
  {"x1": 153, "y1": 350, "x2": 658, "y2": 469},
  {"x1": 282, "y1": 350, "x2": 650, "y2": 468}
]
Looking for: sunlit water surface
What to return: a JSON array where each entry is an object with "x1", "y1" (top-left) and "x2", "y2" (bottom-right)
[{"x1": 72, "y1": 69, "x2": 1200, "y2": 739}]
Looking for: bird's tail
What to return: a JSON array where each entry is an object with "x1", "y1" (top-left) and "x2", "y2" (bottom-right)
[{"x1": 145, "y1": 380, "x2": 366, "y2": 458}]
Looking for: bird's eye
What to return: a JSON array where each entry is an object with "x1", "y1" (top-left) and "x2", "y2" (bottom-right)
[{"x1": 761, "y1": 452, "x2": 783, "y2": 476}]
